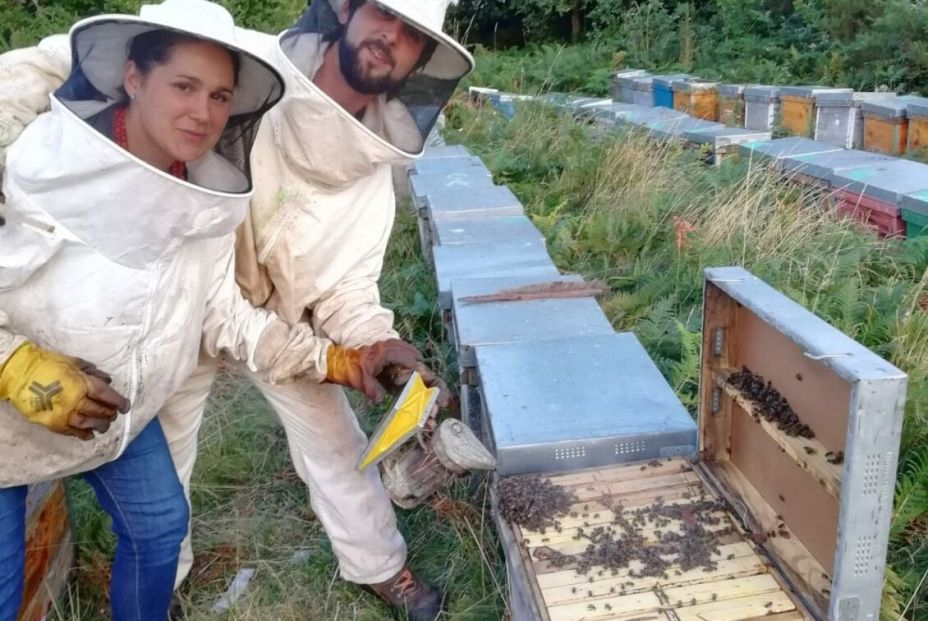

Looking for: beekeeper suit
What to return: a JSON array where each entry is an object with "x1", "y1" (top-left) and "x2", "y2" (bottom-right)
[
  {"x1": 0, "y1": 0, "x2": 343, "y2": 485},
  {"x1": 0, "y1": 0, "x2": 473, "y2": 616}
]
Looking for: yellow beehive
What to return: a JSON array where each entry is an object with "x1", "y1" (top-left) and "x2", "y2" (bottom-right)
[
  {"x1": 906, "y1": 98, "x2": 928, "y2": 154},
  {"x1": 862, "y1": 98, "x2": 910, "y2": 156},
  {"x1": 673, "y1": 81, "x2": 719, "y2": 120}
]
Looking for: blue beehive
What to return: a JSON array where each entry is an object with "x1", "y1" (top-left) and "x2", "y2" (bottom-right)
[{"x1": 652, "y1": 74, "x2": 695, "y2": 109}]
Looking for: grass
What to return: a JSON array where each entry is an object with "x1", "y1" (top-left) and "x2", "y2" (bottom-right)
[{"x1": 51, "y1": 206, "x2": 507, "y2": 620}]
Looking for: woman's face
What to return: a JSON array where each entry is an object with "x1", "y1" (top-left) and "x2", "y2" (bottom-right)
[{"x1": 124, "y1": 40, "x2": 235, "y2": 168}]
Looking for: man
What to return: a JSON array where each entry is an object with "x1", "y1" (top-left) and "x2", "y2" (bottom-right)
[{"x1": 0, "y1": 1, "x2": 473, "y2": 619}]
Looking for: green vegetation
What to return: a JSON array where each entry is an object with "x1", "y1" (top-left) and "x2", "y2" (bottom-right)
[{"x1": 451, "y1": 0, "x2": 928, "y2": 96}]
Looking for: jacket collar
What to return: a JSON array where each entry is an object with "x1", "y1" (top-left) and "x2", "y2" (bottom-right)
[{"x1": 6, "y1": 97, "x2": 251, "y2": 269}]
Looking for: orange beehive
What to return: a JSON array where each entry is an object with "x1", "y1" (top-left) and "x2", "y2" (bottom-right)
[
  {"x1": 779, "y1": 87, "x2": 853, "y2": 138},
  {"x1": 862, "y1": 98, "x2": 910, "y2": 156},
  {"x1": 673, "y1": 81, "x2": 719, "y2": 120},
  {"x1": 906, "y1": 98, "x2": 928, "y2": 154}
]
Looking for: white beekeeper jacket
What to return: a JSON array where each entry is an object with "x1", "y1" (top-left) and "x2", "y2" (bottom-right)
[{"x1": 0, "y1": 2, "x2": 290, "y2": 486}]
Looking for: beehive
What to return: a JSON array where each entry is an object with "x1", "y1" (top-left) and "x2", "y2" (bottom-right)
[
  {"x1": 498, "y1": 267, "x2": 906, "y2": 621},
  {"x1": 19, "y1": 481, "x2": 72, "y2": 621},
  {"x1": 618, "y1": 74, "x2": 652, "y2": 105},
  {"x1": 830, "y1": 160, "x2": 928, "y2": 237},
  {"x1": 673, "y1": 81, "x2": 720, "y2": 120},
  {"x1": 862, "y1": 98, "x2": 910, "y2": 155},
  {"x1": 632, "y1": 76, "x2": 656, "y2": 107},
  {"x1": 901, "y1": 190, "x2": 928, "y2": 238},
  {"x1": 718, "y1": 84, "x2": 746, "y2": 127},
  {"x1": 653, "y1": 74, "x2": 696, "y2": 109},
  {"x1": 779, "y1": 87, "x2": 853, "y2": 138},
  {"x1": 743, "y1": 86, "x2": 780, "y2": 132},
  {"x1": 610, "y1": 69, "x2": 648, "y2": 102},
  {"x1": 812, "y1": 91, "x2": 886, "y2": 149},
  {"x1": 905, "y1": 97, "x2": 928, "y2": 154}
]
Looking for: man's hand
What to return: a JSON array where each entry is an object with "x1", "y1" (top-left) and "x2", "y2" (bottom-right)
[
  {"x1": 0, "y1": 342, "x2": 131, "y2": 440},
  {"x1": 325, "y1": 339, "x2": 421, "y2": 404},
  {"x1": 377, "y1": 361, "x2": 455, "y2": 431}
]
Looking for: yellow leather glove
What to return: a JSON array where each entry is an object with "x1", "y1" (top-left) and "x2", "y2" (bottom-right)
[
  {"x1": 325, "y1": 339, "x2": 421, "y2": 404},
  {"x1": 0, "y1": 342, "x2": 131, "y2": 440}
]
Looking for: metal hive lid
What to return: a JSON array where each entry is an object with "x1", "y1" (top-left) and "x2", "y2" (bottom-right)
[
  {"x1": 860, "y1": 97, "x2": 911, "y2": 118},
  {"x1": 652, "y1": 73, "x2": 697, "y2": 88},
  {"x1": 738, "y1": 137, "x2": 843, "y2": 162},
  {"x1": 676, "y1": 80, "x2": 720, "y2": 93},
  {"x1": 719, "y1": 84, "x2": 747, "y2": 97},
  {"x1": 832, "y1": 159, "x2": 928, "y2": 204},
  {"x1": 901, "y1": 189, "x2": 928, "y2": 216},
  {"x1": 779, "y1": 148, "x2": 894, "y2": 181},
  {"x1": 902, "y1": 96, "x2": 928, "y2": 117},
  {"x1": 476, "y1": 332, "x2": 696, "y2": 473},
  {"x1": 450, "y1": 274, "x2": 614, "y2": 368},
  {"x1": 432, "y1": 241, "x2": 558, "y2": 310},
  {"x1": 425, "y1": 184, "x2": 523, "y2": 221},
  {"x1": 432, "y1": 215, "x2": 544, "y2": 247},
  {"x1": 743, "y1": 85, "x2": 780, "y2": 102},
  {"x1": 683, "y1": 125, "x2": 771, "y2": 147},
  {"x1": 779, "y1": 86, "x2": 852, "y2": 100}
]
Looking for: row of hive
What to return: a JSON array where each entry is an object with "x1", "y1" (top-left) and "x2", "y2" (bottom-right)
[
  {"x1": 469, "y1": 82, "x2": 928, "y2": 240},
  {"x1": 407, "y1": 145, "x2": 699, "y2": 478}
]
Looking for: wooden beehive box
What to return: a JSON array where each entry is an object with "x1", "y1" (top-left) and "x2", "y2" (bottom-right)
[
  {"x1": 673, "y1": 81, "x2": 720, "y2": 121},
  {"x1": 718, "y1": 85, "x2": 746, "y2": 128},
  {"x1": 905, "y1": 98, "x2": 928, "y2": 154},
  {"x1": 18, "y1": 481, "x2": 72, "y2": 621},
  {"x1": 862, "y1": 99, "x2": 910, "y2": 156},
  {"x1": 496, "y1": 267, "x2": 905, "y2": 621}
]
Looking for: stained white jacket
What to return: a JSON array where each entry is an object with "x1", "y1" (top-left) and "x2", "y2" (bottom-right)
[{"x1": 0, "y1": 96, "x2": 279, "y2": 486}]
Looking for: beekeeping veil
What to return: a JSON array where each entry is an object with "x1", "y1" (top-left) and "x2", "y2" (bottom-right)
[
  {"x1": 281, "y1": 0, "x2": 474, "y2": 155},
  {"x1": 54, "y1": 0, "x2": 285, "y2": 192}
]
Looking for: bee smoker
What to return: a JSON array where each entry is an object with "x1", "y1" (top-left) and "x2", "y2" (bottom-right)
[{"x1": 380, "y1": 418, "x2": 496, "y2": 509}]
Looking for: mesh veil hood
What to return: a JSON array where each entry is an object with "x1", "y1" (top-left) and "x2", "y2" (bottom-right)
[
  {"x1": 54, "y1": 5, "x2": 285, "y2": 193},
  {"x1": 281, "y1": 0, "x2": 472, "y2": 155}
]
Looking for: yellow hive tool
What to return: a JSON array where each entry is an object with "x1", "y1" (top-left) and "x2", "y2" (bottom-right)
[{"x1": 356, "y1": 371, "x2": 440, "y2": 472}]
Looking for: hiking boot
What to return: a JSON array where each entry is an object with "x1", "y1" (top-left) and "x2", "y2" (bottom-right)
[{"x1": 368, "y1": 566, "x2": 442, "y2": 621}]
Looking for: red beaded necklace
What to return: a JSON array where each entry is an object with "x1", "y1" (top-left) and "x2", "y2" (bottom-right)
[{"x1": 114, "y1": 107, "x2": 187, "y2": 180}]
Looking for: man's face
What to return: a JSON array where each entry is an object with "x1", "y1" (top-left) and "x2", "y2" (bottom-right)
[{"x1": 337, "y1": 2, "x2": 429, "y2": 95}]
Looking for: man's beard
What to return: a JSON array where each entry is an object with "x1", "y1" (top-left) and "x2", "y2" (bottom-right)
[{"x1": 338, "y1": 37, "x2": 401, "y2": 95}]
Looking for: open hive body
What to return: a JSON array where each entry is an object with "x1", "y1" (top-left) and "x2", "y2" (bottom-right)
[{"x1": 498, "y1": 267, "x2": 905, "y2": 621}]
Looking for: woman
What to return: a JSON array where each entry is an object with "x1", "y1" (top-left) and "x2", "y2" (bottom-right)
[{"x1": 0, "y1": 1, "x2": 304, "y2": 618}]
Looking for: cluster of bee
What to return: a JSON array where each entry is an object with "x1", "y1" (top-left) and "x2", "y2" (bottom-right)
[
  {"x1": 728, "y1": 367, "x2": 815, "y2": 438},
  {"x1": 498, "y1": 474, "x2": 578, "y2": 532}
]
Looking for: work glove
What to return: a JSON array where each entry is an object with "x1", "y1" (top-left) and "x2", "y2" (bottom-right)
[
  {"x1": 0, "y1": 342, "x2": 131, "y2": 440},
  {"x1": 378, "y1": 362, "x2": 453, "y2": 410},
  {"x1": 325, "y1": 339, "x2": 421, "y2": 404}
]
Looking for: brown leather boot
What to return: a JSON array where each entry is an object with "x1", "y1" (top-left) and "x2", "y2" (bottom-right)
[{"x1": 368, "y1": 566, "x2": 442, "y2": 621}]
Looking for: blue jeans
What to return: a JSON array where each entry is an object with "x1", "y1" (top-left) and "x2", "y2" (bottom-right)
[{"x1": 0, "y1": 418, "x2": 189, "y2": 621}]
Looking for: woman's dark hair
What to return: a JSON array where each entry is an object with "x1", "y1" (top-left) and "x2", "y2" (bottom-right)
[{"x1": 128, "y1": 29, "x2": 241, "y2": 86}]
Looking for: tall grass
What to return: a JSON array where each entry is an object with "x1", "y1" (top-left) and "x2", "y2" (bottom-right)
[{"x1": 445, "y1": 96, "x2": 928, "y2": 619}]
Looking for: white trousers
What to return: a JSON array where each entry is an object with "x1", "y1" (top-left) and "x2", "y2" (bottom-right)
[{"x1": 158, "y1": 357, "x2": 407, "y2": 589}]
